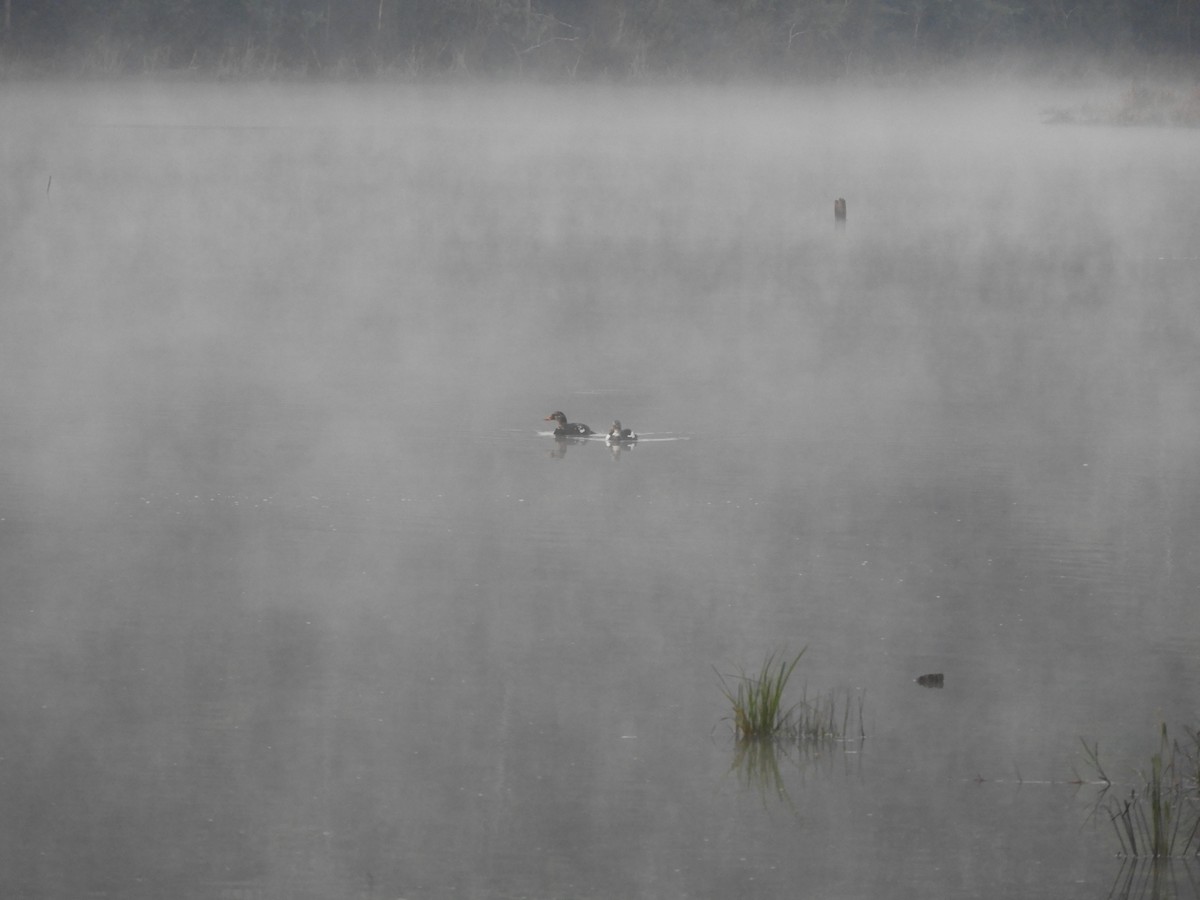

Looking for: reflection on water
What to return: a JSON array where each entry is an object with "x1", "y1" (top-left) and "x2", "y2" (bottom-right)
[
  {"x1": 725, "y1": 736, "x2": 867, "y2": 813},
  {"x1": 1111, "y1": 860, "x2": 1200, "y2": 900},
  {"x1": 543, "y1": 429, "x2": 692, "y2": 460},
  {"x1": 1, "y1": 82, "x2": 1200, "y2": 898}
]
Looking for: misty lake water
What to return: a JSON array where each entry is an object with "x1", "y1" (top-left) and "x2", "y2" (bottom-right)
[{"x1": 2, "y1": 79, "x2": 1199, "y2": 898}]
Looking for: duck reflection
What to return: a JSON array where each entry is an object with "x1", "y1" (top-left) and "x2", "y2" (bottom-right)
[
  {"x1": 606, "y1": 439, "x2": 635, "y2": 460},
  {"x1": 547, "y1": 435, "x2": 590, "y2": 459}
]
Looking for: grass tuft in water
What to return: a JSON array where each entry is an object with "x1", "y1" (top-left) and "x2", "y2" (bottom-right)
[
  {"x1": 715, "y1": 649, "x2": 865, "y2": 745},
  {"x1": 781, "y1": 685, "x2": 866, "y2": 744},
  {"x1": 718, "y1": 650, "x2": 866, "y2": 809},
  {"x1": 1084, "y1": 724, "x2": 1200, "y2": 859},
  {"x1": 715, "y1": 649, "x2": 804, "y2": 740}
]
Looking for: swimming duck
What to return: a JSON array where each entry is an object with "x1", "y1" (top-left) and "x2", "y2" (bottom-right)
[
  {"x1": 606, "y1": 420, "x2": 638, "y2": 443},
  {"x1": 545, "y1": 411, "x2": 594, "y2": 437}
]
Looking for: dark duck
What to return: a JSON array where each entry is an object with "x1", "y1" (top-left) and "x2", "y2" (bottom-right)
[
  {"x1": 545, "y1": 411, "x2": 594, "y2": 437},
  {"x1": 606, "y1": 420, "x2": 638, "y2": 443}
]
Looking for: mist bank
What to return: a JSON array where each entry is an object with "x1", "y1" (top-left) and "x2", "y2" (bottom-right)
[{"x1": 1, "y1": 0, "x2": 1199, "y2": 83}]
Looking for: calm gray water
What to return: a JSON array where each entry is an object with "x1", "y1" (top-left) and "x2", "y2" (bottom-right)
[{"x1": 1, "y1": 81, "x2": 1199, "y2": 899}]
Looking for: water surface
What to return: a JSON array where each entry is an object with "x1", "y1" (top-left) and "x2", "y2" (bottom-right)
[{"x1": 1, "y1": 80, "x2": 1199, "y2": 898}]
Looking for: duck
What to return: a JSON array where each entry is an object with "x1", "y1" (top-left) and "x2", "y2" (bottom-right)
[
  {"x1": 544, "y1": 411, "x2": 594, "y2": 437},
  {"x1": 606, "y1": 420, "x2": 638, "y2": 443}
]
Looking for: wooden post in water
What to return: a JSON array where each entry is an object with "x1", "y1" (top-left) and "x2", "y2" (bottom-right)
[{"x1": 834, "y1": 197, "x2": 846, "y2": 227}]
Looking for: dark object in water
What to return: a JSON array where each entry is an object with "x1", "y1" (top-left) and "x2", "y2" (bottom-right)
[
  {"x1": 916, "y1": 673, "x2": 944, "y2": 688},
  {"x1": 834, "y1": 197, "x2": 847, "y2": 222}
]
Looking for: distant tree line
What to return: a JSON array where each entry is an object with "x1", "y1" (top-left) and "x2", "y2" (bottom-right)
[{"x1": 0, "y1": 0, "x2": 1197, "y2": 78}]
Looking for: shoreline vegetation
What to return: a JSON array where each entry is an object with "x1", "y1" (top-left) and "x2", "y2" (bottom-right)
[
  {"x1": 3, "y1": 50, "x2": 1197, "y2": 131},
  {"x1": 0, "y1": 1, "x2": 1198, "y2": 86},
  {"x1": 1044, "y1": 84, "x2": 1200, "y2": 127}
]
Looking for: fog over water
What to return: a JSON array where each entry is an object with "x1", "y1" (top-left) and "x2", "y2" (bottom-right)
[{"x1": 1, "y1": 80, "x2": 1199, "y2": 898}]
